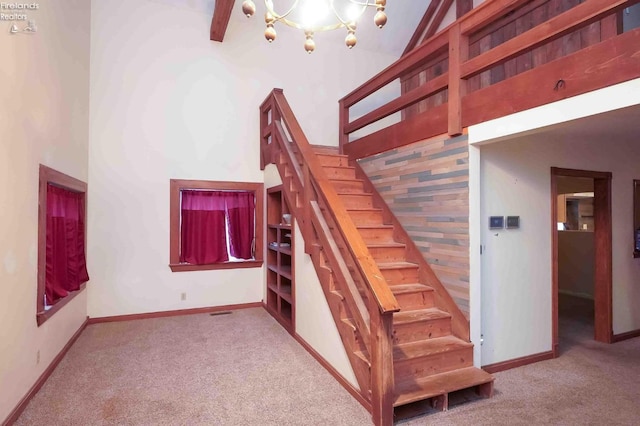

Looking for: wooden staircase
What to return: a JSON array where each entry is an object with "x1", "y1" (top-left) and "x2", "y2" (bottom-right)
[
  {"x1": 314, "y1": 147, "x2": 494, "y2": 414},
  {"x1": 259, "y1": 89, "x2": 493, "y2": 425}
]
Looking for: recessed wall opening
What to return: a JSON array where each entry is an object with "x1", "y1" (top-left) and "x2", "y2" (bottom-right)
[
  {"x1": 551, "y1": 168, "x2": 613, "y2": 357},
  {"x1": 556, "y1": 176, "x2": 595, "y2": 352}
]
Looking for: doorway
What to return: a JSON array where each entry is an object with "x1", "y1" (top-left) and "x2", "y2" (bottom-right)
[{"x1": 551, "y1": 167, "x2": 612, "y2": 357}]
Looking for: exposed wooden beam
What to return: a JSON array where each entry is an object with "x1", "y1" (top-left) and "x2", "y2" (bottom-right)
[
  {"x1": 210, "y1": 0, "x2": 236, "y2": 42},
  {"x1": 402, "y1": 0, "x2": 442, "y2": 56},
  {"x1": 424, "y1": 0, "x2": 455, "y2": 40}
]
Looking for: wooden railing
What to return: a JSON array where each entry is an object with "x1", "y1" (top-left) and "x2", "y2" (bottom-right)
[
  {"x1": 260, "y1": 89, "x2": 400, "y2": 425},
  {"x1": 339, "y1": 0, "x2": 640, "y2": 159}
]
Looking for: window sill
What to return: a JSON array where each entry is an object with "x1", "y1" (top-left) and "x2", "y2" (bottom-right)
[
  {"x1": 37, "y1": 283, "x2": 87, "y2": 326},
  {"x1": 169, "y1": 260, "x2": 263, "y2": 272}
]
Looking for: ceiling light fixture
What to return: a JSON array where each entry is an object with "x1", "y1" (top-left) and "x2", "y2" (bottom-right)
[{"x1": 241, "y1": 0, "x2": 387, "y2": 53}]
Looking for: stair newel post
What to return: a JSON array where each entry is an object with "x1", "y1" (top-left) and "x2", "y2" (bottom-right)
[
  {"x1": 447, "y1": 22, "x2": 468, "y2": 137},
  {"x1": 338, "y1": 98, "x2": 348, "y2": 155},
  {"x1": 303, "y1": 162, "x2": 312, "y2": 254},
  {"x1": 370, "y1": 300, "x2": 395, "y2": 426}
]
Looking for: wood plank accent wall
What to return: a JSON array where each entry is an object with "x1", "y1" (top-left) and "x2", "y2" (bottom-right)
[{"x1": 358, "y1": 134, "x2": 470, "y2": 316}]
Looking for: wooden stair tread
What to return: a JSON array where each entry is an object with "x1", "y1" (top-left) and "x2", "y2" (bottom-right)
[
  {"x1": 345, "y1": 207, "x2": 383, "y2": 212},
  {"x1": 354, "y1": 335, "x2": 471, "y2": 366},
  {"x1": 366, "y1": 242, "x2": 406, "y2": 248},
  {"x1": 393, "y1": 308, "x2": 450, "y2": 324},
  {"x1": 394, "y1": 367, "x2": 494, "y2": 407},
  {"x1": 377, "y1": 261, "x2": 419, "y2": 270},
  {"x1": 311, "y1": 145, "x2": 340, "y2": 154},
  {"x1": 355, "y1": 224, "x2": 394, "y2": 229},
  {"x1": 329, "y1": 178, "x2": 364, "y2": 183},
  {"x1": 393, "y1": 336, "x2": 472, "y2": 360},
  {"x1": 391, "y1": 283, "x2": 434, "y2": 295}
]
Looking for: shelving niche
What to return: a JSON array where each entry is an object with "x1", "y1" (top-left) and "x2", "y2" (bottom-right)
[{"x1": 266, "y1": 185, "x2": 294, "y2": 333}]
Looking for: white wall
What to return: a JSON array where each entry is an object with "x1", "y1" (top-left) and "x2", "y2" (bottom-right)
[
  {"x1": 87, "y1": 0, "x2": 396, "y2": 318},
  {"x1": 293, "y1": 221, "x2": 359, "y2": 389},
  {"x1": 473, "y1": 85, "x2": 640, "y2": 364},
  {"x1": 0, "y1": 0, "x2": 90, "y2": 420},
  {"x1": 264, "y1": 165, "x2": 358, "y2": 388}
]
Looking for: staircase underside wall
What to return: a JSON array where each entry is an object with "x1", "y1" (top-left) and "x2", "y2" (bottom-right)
[{"x1": 358, "y1": 134, "x2": 470, "y2": 316}]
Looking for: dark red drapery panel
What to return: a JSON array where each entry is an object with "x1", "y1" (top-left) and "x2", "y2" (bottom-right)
[
  {"x1": 45, "y1": 184, "x2": 90, "y2": 305},
  {"x1": 225, "y1": 192, "x2": 255, "y2": 260},
  {"x1": 180, "y1": 190, "x2": 228, "y2": 264}
]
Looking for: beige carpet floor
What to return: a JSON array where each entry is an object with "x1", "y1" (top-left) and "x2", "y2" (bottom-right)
[{"x1": 14, "y1": 305, "x2": 640, "y2": 425}]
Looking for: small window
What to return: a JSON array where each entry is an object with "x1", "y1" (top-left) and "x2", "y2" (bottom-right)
[
  {"x1": 169, "y1": 180, "x2": 264, "y2": 272},
  {"x1": 37, "y1": 165, "x2": 90, "y2": 326}
]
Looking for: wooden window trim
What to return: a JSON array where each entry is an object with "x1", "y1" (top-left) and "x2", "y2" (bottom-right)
[
  {"x1": 37, "y1": 165, "x2": 88, "y2": 326},
  {"x1": 169, "y1": 179, "x2": 264, "y2": 272}
]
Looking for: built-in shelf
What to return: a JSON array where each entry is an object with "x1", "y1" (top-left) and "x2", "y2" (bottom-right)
[{"x1": 265, "y1": 185, "x2": 295, "y2": 333}]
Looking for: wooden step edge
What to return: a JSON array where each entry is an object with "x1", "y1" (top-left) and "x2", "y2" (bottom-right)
[
  {"x1": 322, "y1": 165, "x2": 356, "y2": 170},
  {"x1": 393, "y1": 308, "x2": 451, "y2": 325},
  {"x1": 341, "y1": 317, "x2": 356, "y2": 331},
  {"x1": 345, "y1": 207, "x2": 383, "y2": 212},
  {"x1": 366, "y1": 242, "x2": 406, "y2": 249},
  {"x1": 390, "y1": 283, "x2": 435, "y2": 295},
  {"x1": 328, "y1": 177, "x2": 364, "y2": 183},
  {"x1": 353, "y1": 349, "x2": 371, "y2": 367},
  {"x1": 311, "y1": 145, "x2": 340, "y2": 154},
  {"x1": 376, "y1": 261, "x2": 420, "y2": 270},
  {"x1": 336, "y1": 192, "x2": 373, "y2": 197},
  {"x1": 355, "y1": 224, "x2": 394, "y2": 230},
  {"x1": 330, "y1": 289, "x2": 344, "y2": 301},
  {"x1": 393, "y1": 336, "x2": 473, "y2": 360},
  {"x1": 393, "y1": 367, "x2": 494, "y2": 407}
]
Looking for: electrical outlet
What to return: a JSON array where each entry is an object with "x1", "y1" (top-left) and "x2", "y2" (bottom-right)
[
  {"x1": 36, "y1": 350, "x2": 40, "y2": 364},
  {"x1": 181, "y1": 292, "x2": 186, "y2": 301}
]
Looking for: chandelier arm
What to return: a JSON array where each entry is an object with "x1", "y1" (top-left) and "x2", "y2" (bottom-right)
[
  {"x1": 264, "y1": 0, "x2": 300, "y2": 21},
  {"x1": 328, "y1": 0, "x2": 366, "y2": 29}
]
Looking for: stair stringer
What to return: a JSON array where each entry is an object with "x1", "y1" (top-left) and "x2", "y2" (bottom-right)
[{"x1": 270, "y1": 147, "x2": 374, "y2": 405}]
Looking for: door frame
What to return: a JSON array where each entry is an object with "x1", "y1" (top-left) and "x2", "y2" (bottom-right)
[{"x1": 551, "y1": 167, "x2": 613, "y2": 357}]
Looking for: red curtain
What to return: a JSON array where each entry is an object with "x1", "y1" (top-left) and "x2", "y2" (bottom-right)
[
  {"x1": 46, "y1": 184, "x2": 90, "y2": 305},
  {"x1": 180, "y1": 190, "x2": 228, "y2": 264},
  {"x1": 225, "y1": 192, "x2": 255, "y2": 260}
]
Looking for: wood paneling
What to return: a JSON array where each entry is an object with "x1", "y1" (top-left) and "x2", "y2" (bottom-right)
[
  {"x1": 359, "y1": 135, "x2": 471, "y2": 316},
  {"x1": 463, "y1": 27, "x2": 640, "y2": 127}
]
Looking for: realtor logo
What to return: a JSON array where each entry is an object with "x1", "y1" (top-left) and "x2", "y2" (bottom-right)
[{"x1": 2, "y1": 2, "x2": 39, "y2": 34}]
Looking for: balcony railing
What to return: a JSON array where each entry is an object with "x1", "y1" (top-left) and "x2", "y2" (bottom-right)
[{"x1": 339, "y1": 0, "x2": 640, "y2": 159}]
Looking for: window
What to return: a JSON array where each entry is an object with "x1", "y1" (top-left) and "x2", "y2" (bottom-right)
[
  {"x1": 37, "y1": 165, "x2": 90, "y2": 326},
  {"x1": 169, "y1": 180, "x2": 264, "y2": 272}
]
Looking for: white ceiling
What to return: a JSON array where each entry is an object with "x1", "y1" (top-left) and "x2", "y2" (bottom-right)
[
  {"x1": 203, "y1": 0, "x2": 432, "y2": 57},
  {"x1": 524, "y1": 104, "x2": 640, "y2": 144}
]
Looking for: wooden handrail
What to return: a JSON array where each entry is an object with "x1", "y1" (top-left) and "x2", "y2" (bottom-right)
[
  {"x1": 261, "y1": 88, "x2": 398, "y2": 424},
  {"x1": 270, "y1": 90, "x2": 400, "y2": 314}
]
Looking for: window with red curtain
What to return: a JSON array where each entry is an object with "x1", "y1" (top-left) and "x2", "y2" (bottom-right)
[
  {"x1": 45, "y1": 184, "x2": 90, "y2": 306},
  {"x1": 169, "y1": 180, "x2": 263, "y2": 272},
  {"x1": 179, "y1": 190, "x2": 256, "y2": 265}
]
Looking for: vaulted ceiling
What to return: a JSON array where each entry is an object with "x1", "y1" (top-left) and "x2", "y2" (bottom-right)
[{"x1": 210, "y1": 0, "x2": 434, "y2": 57}]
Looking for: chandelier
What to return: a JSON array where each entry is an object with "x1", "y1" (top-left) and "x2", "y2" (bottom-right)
[{"x1": 241, "y1": 0, "x2": 388, "y2": 53}]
